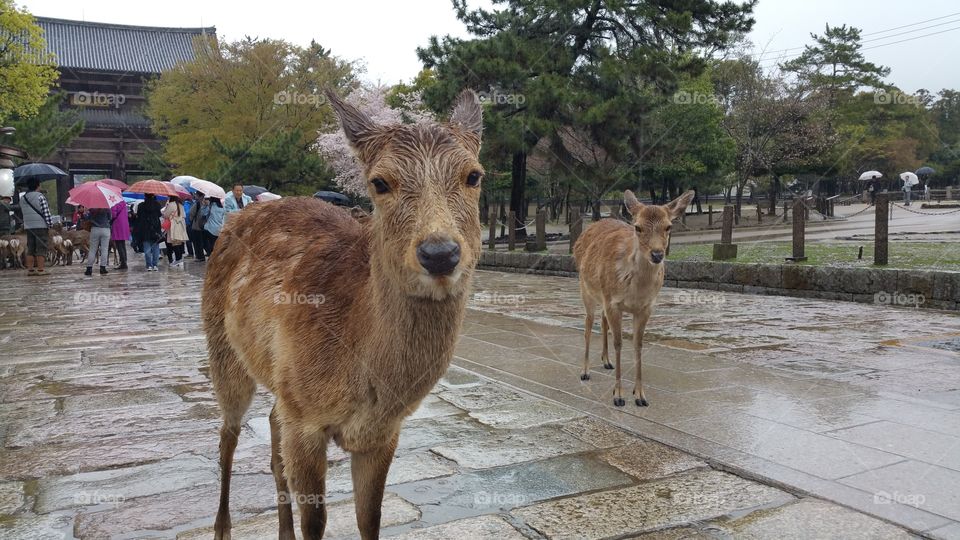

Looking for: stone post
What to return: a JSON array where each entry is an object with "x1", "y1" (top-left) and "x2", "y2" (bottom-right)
[
  {"x1": 507, "y1": 210, "x2": 516, "y2": 251},
  {"x1": 708, "y1": 205, "x2": 713, "y2": 226},
  {"x1": 947, "y1": 186, "x2": 953, "y2": 200},
  {"x1": 786, "y1": 198, "x2": 807, "y2": 262},
  {"x1": 756, "y1": 204, "x2": 762, "y2": 224},
  {"x1": 875, "y1": 193, "x2": 889, "y2": 265},
  {"x1": 569, "y1": 212, "x2": 583, "y2": 254},
  {"x1": 712, "y1": 205, "x2": 737, "y2": 260},
  {"x1": 488, "y1": 208, "x2": 496, "y2": 250}
]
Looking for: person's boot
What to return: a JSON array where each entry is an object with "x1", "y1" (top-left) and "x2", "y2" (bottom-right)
[
  {"x1": 84, "y1": 266, "x2": 93, "y2": 276},
  {"x1": 100, "y1": 266, "x2": 108, "y2": 275}
]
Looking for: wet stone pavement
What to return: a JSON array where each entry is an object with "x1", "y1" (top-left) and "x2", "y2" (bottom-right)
[{"x1": 0, "y1": 265, "x2": 953, "y2": 539}]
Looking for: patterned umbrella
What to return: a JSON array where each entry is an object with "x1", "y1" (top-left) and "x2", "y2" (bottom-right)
[
  {"x1": 128, "y1": 179, "x2": 179, "y2": 197},
  {"x1": 66, "y1": 181, "x2": 124, "y2": 209}
]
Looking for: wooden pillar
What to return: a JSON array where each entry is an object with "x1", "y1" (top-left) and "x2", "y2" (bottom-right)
[
  {"x1": 708, "y1": 204, "x2": 713, "y2": 226},
  {"x1": 712, "y1": 205, "x2": 737, "y2": 260},
  {"x1": 756, "y1": 204, "x2": 762, "y2": 224},
  {"x1": 569, "y1": 212, "x2": 583, "y2": 254},
  {"x1": 535, "y1": 210, "x2": 547, "y2": 251},
  {"x1": 875, "y1": 193, "x2": 889, "y2": 265},
  {"x1": 507, "y1": 210, "x2": 516, "y2": 251},
  {"x1": 488, "y1": 208, "x2": 496, "y2": 250},
  {"x1": 720, "y1": 206, "x2": 734, "y2": 244},
  {"x1": 786, "y1": 198, "x2": 807, "y2": 262}
]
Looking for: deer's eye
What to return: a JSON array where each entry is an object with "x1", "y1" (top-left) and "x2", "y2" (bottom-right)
[
  {"x1": 634, "y1": 225, "x2": 642, "y2": 234},
  {"x1": 466, "y1": 171, "x2": 483, "y2": 187},
  {"x1": 371, "y1": 178, "x2": 390, "y2": 194}
]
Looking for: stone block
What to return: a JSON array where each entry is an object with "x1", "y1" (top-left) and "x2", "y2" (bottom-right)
[{"x1": 712, "y1": 243, "x2": 738, "y2": 260}]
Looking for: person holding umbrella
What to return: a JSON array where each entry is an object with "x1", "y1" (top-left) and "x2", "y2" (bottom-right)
[
  {"x1": 111, "y1": 199, "x2": 130, "y2": 270},
  {"x1": 137, "y1": 194, "x2": 164, "y2": 271},
  {"x1": 20, "y1": 178, "x2": 53, "y2": 275},
  {"x1": 188, "y1": 191, "x2": 206, "y2": 262},
  {"x1": 201, "y1": 196, "x2": 225, "y2": 254},
  {"x1": 900, "y1": 172, "x2": 919, "y2": 206},
  {"x1": 66, "y1": 181, "x2": 125, "y2": 276},
  {"x1": 162, "y1": 195, "x2": 189, "y2": 267},
  {"x1": 83, "y1": 206, "x2": 112, "y2": 276}
]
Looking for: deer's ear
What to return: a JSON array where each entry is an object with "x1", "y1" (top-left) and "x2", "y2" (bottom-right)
[
  {"x1": 665, "y1": 190, "x2": 695, "y2": 221},
  {"x1": 623, "y1": 190, "x2": 643, "y2": 216},
  {"x1": 449, "y1": 89, "x2": 483, "y2": 154},
  {"x1": 325, "y1": 88, "x2": 387, "y2": 165}
]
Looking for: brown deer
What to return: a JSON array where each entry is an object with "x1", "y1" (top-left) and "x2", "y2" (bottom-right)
[
  {"x1": 202, "y1": 89, "x2": 484, "y2": 540},
  {"x1": 573, "y1": 189, "x2": 694, "y2": 407}
]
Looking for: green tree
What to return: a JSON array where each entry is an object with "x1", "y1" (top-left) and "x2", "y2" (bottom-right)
[
  {"x1": 781, "y1": 24, "x2": 889, "y2": 107},
  {"x1": 418, "y1": 0, "x2": 755, "y2": 235},
  {"x1": 146, "y1": 38, "x2": 355, "y2": 192},
  {"x1": 5, "y1": 92, "x2": 83, "y2": 159},
  {"x1": 0, "y1": 0, "x2": 58, "y2": 124}
]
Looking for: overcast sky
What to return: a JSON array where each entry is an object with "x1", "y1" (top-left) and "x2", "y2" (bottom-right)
[{"x1": 22, "y1": 0, "x2": 960, "y2": 93}]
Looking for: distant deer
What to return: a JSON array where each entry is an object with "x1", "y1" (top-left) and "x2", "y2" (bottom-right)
[
  {"x1": 574, "y1": 190, "x2": 694, "y2": 407},
  {"x1": 202, "y1": 89, "x2": 484, "y2": 540}
]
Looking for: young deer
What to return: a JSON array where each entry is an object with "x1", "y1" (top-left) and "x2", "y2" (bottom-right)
[
  {"x1": 202, "y1": 89, "x2": 484, "y2": 540},
  {"x1": 573, "y1": 190, "x2": 694, "y2": 407}
]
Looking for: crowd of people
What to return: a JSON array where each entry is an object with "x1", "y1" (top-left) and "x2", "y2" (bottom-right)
[{"x1": 4, "y1": 181, "x2": 255, "y2": 275}]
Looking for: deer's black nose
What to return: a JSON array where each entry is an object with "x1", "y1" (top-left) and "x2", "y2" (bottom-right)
[
  {"x1": 417, "y1": 238, "x2": 461, "y2": 275},
  {"x1": 650, "y1": 250, "x2": 665, "y2": 264}
]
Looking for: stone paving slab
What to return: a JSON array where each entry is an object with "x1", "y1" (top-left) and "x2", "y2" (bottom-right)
[{"x1": 514, "y1": 469, "x2": 795, "y2": 538}]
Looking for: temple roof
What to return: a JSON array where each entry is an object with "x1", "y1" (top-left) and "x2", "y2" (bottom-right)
[{"x1": 35, "y1": 17, "x2": 216, "y2": 74}]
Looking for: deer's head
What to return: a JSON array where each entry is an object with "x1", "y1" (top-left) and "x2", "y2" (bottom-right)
[
  {"x1": 623, "y1": 190, "x2": 695, "y2": 265},
  {"x1": 327, "y1": 89, "x2": 484, "y2": 300}
]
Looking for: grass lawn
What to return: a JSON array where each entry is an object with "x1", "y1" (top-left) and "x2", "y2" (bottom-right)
[{"x1": 668, "y1": 241, "x2": 960, "y2": 271}]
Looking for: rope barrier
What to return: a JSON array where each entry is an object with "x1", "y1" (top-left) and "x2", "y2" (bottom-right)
[{"x1": 890, "y1": 203, "x2": 960, "y2": 215}]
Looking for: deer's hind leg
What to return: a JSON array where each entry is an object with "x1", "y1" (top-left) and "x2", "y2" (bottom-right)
[
  {"x1": 209, "y1": 334, "x2": 256, "y2": 540},
  {"x1": 601, "y1": 313, "x2": 613, "y2": 370},
  {"x1": 580, "y1": 283, "x2": 596, "y2": 381},
  {"x1": 283, "y1": 423, "x2": 328, "y2": 540},
  {"x1": 269, "y1": 404, "x2": 296, "y2": 540}
]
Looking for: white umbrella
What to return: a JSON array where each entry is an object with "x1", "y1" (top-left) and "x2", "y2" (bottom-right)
[
  {"x1": 859, "y1": 170, "x2": 882, "y2": 181},
  {"x1": 170, "y1": 175, "x2": 201, "y2": 187},
  {"x1": 899, "y1": 172, "x2": 919, "y2": 187},
  {"x1": 256, "y1": 192, "x2": 281, "y2": 201},
  {"x1": 189, "y1": 179, "x2": 227, "y2": 199}
]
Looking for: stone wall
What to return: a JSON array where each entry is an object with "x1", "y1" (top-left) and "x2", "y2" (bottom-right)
[{"x1": 477, "y1": 251, "x2": 959, "y2": 311}]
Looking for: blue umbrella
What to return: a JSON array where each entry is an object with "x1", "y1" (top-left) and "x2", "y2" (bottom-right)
[
  {"x1": 313, "y1": 190, "x2": 351, "y2": 206},
  {"x1": 915, "y1": 166, "x2": 935, "y2": 176},
  {"x1": 13, "y1": 163, "x2": 67, "y2": 184}
]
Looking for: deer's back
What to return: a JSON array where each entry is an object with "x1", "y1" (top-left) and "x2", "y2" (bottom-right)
[{"x1": 202, "y1": 198, "x2": 370, "y2": 399}]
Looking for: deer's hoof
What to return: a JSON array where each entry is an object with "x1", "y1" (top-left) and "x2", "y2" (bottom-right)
[
  {"x1": 613, "y1": 397, "x2": 625, "y2": 407},
  {"x1": 635, "y1": 398, "x2": 649, "y2": 407},
  {"x1": 602, "y1": 362, "x2": 614, "y2": 370},
  {"x1": 580, "y1": 373, "x2": 590, "y2": 381}
]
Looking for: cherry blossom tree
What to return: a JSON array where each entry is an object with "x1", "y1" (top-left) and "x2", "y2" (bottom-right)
[{"x1": 317, "y1": 84, "x2": 434, "y2": 194}]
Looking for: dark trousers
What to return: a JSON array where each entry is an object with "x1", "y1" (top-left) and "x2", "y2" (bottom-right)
[
  {"x1": 190, "y1": 229, "x2": 206, "y2": 261},
  {"x1": 113, "y1": 240, "x2": 127, "y2": 267},
  {"x1": 203, "y1": 230, "x2": 218, "y2": 256}
]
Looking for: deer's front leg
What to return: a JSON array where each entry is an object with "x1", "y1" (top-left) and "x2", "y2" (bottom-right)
[
  {"x1": 632, "y1": 308, "x2": 652, "y2": 406},
  {"x1": 283, "y1": 425, "x2": 328, "y2": 540},
  {"x1": 351, "y1": 433, "x2": 399, "y2": 540},
  {"x1": 605, "y1": 305, "x2": 625, "y2": 406}
]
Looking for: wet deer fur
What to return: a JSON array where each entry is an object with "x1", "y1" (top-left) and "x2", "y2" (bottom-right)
[
  {"x1": 202, "y1": 89, "x2": 484, "y2": 540},
  {"x1": 573, "y1": 190, "x2": 694, "y2": 407}
]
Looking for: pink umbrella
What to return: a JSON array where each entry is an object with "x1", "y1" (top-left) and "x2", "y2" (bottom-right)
[
  {"x1": 67, "y1": 181, "x2": 125, "y2": 209},
  {"x1": 98, "y1": 178, "x2": 129, "y2": 190},
  {"x1": 128, "y1": 179, "x2": 179, "y2": 197}
]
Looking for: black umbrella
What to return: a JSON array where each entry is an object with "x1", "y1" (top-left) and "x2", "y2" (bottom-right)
[
  {"x1": 313, "y1": 190, "x2": 351, "y2": 206},
  {"x1": 243, "y1": 185, "x2": 268, "y2": 198},
  {"x1": 916, "y1": 166, "x2": 935, "y2": 176},
  {"x1": 13, "y1": 162, "x2": 67, "y2": 184}
]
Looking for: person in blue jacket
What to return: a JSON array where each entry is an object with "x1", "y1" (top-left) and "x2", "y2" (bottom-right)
[
  {"x1": 224, "y1": 184, "x2": 252, "y2": 213},
  {"x1": 201, "y1": 197, "x2": 225, "y2": 256}
]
